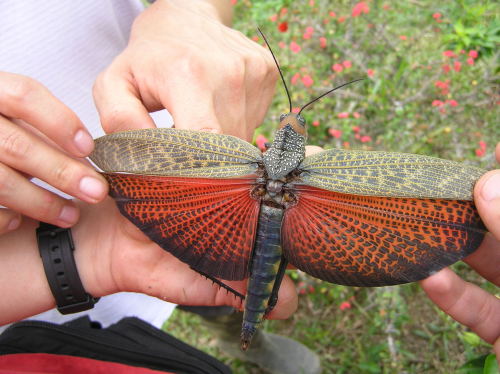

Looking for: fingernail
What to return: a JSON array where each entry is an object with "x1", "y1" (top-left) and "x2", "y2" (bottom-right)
[
  {"x1": 58, "y1": 205, "x2": 79, "y2": 225},
  {"x1": 8, "y1": 217, "x2": 21, "y2": 231},
  {"x1": 74, "y1": 130, "x2": 94, "y2": 155},
  {"x1": 481, "y1": 173, "x2": 500, "y2": 201},
  {"x1": 79, "y1": 176, "x2": 107, "y2": 201}
]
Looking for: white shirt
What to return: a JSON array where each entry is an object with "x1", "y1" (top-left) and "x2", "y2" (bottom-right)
[{"x1": 0, "y1": 0, "x2": 175, "y2": 330}]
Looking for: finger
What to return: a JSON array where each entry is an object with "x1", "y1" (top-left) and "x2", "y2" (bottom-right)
[
  {"x1": 420, "y1": 268, "x2": 500, "y2": 344},
  {"x1": 93, "y1": 60, "x2": 157, "y2": 133},
  {"x1": 0, "y1": 208, "x2": 21, "y2": 234},
  {"x1": 0, "y1": 72, "x2": 94, "y2": 157},
  {"x1": 163, "y1": 75, "x2": 225, "y2": 135},
  {"x1": 0, "y1": 164, "x2": 80, "y2": 227},
  {"x1": 0, "y1": 116, "x2": 108, "y2": 204},
  {"x1": 474, "y1": 170, "x2": 500, "y2": 240},
  {"x1": 465, "y1": 233, "x2": 500, "y2": 286},
  {"x1": 305, "y1": 145, "x2": 324, "y2": 156}
]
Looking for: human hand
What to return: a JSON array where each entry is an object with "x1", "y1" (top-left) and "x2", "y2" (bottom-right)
[
  {"x1": 93, "y1": 0, "x2": 277, "y2": 141},
  {"x1": 0, "y1": 72, "x2": 108, "y2": 233},
  {"x1": 420, "y1": 142, "x2": 500, "y2": 359},
  {"x1": 71, "y1": 197, "x2": 297, "y2": 319}
]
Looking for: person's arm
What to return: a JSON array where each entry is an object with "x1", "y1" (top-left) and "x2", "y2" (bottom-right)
[
  {"x1": 420, "y1": 142, "x2": 500, "y2": 360},
  {"x1": 0, "y1": 197, "x2": 298, "y2": 326},
  {"x1": 93, "y1": 0, "x2": 278, "y2": 141}
]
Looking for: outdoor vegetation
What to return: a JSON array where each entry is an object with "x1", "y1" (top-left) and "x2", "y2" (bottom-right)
[{"x1": 164, "y1": 0, "x2": 500, "y2": 373}]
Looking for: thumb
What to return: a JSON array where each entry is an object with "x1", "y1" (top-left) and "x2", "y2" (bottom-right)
[{"x1": 474, "y1": 169, "x2": 500, "y2": 240}]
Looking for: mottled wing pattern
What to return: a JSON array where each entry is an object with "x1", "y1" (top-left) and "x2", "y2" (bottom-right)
[
  {"x1": 282, "y1": 185, "x2": 485, "y2": 286},
  {"x1": 299, "y1": 148, "x2": 485, "y2": 199},
  {"x1": 90, "y1": 128, "x2": 261, "y2": 178},
  {"x1": 104, "y1": 173, "x2": 261, "y2": 280}
]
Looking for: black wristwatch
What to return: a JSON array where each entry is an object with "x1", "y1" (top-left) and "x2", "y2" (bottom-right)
[{"x1": 36, "y1": 222, "x2": 99, "y2": 314}]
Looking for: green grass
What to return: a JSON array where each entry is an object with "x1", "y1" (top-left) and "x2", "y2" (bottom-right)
[{"x1": 164, "y1": 0, "x2": 499, "y2": 372}]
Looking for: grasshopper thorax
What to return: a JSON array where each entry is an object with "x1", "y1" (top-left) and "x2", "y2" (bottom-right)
[{"x1": 262, "y1": 113, "x2": 307, "y2": 181}]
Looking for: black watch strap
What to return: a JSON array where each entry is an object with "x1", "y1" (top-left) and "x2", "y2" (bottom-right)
[{"x1": 36, "y1": 222, "x2": 98, "y2": 314}]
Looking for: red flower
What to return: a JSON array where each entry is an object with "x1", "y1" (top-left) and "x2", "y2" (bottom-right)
[
  {"x1": 360, "y1": 135, "x2": 372, "y2": 143},
  {"x1": 332, "y1": 63, "x2": 343, "y2": 72},
  {"x1": 301, "y1": 74, "x2": 314, "y2": 87},
  {"x1": 367, "y1": 69, "x2": 375, "y2": 77},
  {"x1": 399, "y1": 35, "x2": 407, "y2": 41},
  {"x1": 292, "y1": 107, "x2": 300, "y2": 113},
  {"x1": 443, "y1": 50, "x2": 456, "y2": 58},
  {"x1": 432, "y1": 100, "x2": 444, "y2": 106},
  {"x1": 352, "y1": 1, "x2": 369, "y2": 17},
  {"x1": 251, "y1": 35, "x2": 259, "y2": 42},
  {"x1": 337, "y1": 16, "x2": 346, "y2": 23},
  {"x1": 343, "y1": 141, "x2": 350, "y2": 148},
  {"x1": 269, "y1": 14, "x2": 278, "y2": 22},
  {"x1": 340, "y1": 301, "x2": 352, "y2": 310},
  {"x1": 337, "y1": 112, "x2": 349, "y2": 119},
  {"x1": 303, "y1": 32, "x2": 312, "y2": 40},
  {"x1": 280, "y1": 7, "x2": 288, "y2": 16},
  {"x1": 290, "y1": 41, "x2": 301, "y2": 53},
  {"x1": 278, "y1": 22, "x2": 288, "y2": 32},
  {"x1": 453, "y1": 60, "x2": 461, "y2": 72},
  {"x1": 432, "y1": 12, "x2": 442, "y2": 20},
  {"x1": 343, "y1": 60, "x2": 352, "y2": 69},
  {"x1": 278, "y1": 41, "x2": 286, "y2": 49},
  {"x1": 255, "y1": 134, "x2": 269, "y2": 152},
  {"x1": 467, "y1": 57, "x2": 475, "y2": 66},
  {"x1": 442, "y1": 64, "x2": 451, "y2": 73},
  {"x1": 312, "y1": 120, "x2": 320, "y2": 127},
  {"x1": 329, "y1": 128, "x2": 342, "y2": 138},
  {"x1": 319, "y1": 36, "x2": 327, "y2": 49},
  {"x1": 353, "y1": 112, "x2": 361, "y2": 118},
  {"x1": 475, "y1": 141, "x2": 486, "y2": 157},
  {"x1": 352, "y1": 125, "x2": 360, "y2": 133},
  {"x1": 446, "y1": 99, "x2": 458, "y2": 107},
  {"x1": 290, "y1": 72, "x2": 301, "y2": 85},
  {"x1": 305, "y1": 26, "x2": 314, "y2": 34},
  {"x1": 230, "y1": 0, "x2": 237, "y2": 4},
  {"x1": 468, "y1": 50, "x2": 478, "y2": 59},
  {"x1": 434, "y1": 80, "x2": 450, "y2": 95},
  {"x1": 329, "y1": 11, "x2": 336, "y2": 18}
]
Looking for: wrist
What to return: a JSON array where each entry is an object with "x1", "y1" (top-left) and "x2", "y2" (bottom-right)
[{"x1": 70, "y1": 199, "x2": 119, "y2": 298}]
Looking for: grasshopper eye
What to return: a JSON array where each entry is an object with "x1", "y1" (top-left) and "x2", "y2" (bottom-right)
[{"x1": 279, "y1": 113, "x2": 287, "y2": 122}]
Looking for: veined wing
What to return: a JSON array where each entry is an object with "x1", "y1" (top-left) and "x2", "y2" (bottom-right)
[
  {"x1": 90, "y1": 128, "x2": 262, "y2": 178},
  {"x1": 282, "y1": 185, "x2": 485, "y2": 286},
  {"x1": 299, "y1": 148, "x2": 485, "y2": 199},
  {"x1": 104, "y1": 173, "x2": 261, "y2": 280}
]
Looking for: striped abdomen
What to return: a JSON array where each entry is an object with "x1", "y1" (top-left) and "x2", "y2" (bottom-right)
[{"x1": 241, "y1": 204, "x2": 284, "y2": 350}]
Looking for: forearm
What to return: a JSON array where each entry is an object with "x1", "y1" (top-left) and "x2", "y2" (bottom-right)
[{"x1": 0, "y1": 219, "x2": 55, "y2": 325}]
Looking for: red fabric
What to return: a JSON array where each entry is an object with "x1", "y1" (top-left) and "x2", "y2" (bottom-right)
[{"x1": 0, "y1": 353, "x2": 171, "y2": 374}]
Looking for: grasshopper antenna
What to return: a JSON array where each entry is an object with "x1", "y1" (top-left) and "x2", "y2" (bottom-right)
[
  {"x1": 298, "y1": 78, "x2": 365, "y2": 115},
  {"x1": 258, "y1": 27, "x2": 292, "y2": 113}
]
